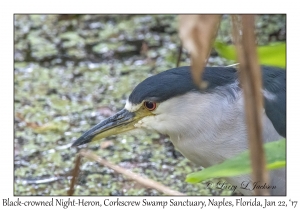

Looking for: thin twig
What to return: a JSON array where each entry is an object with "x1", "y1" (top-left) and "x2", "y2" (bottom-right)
[
  {"x1": 79, "y1": 149, "x2": 185, "y2": 196},
  {"x1": 176, "y1": 42, "x2": 183, "y2": 68},
  {"x1": 232, "y1": 15, "x2": 270, "y2": 195},
  {"x1": 68, "y1": 154, "x2": 82, "y2": 196}
]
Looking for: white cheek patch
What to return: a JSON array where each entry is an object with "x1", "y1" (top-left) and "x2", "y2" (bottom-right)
[{"x1": 125, "y1": 100, "x2": 142, "y2": 112}]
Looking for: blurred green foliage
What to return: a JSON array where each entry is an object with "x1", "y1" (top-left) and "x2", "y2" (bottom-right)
[
  {"x1": 186, "y1": 139, "x2": 286, "y2": 184},
  {"x1": 214, "y1": 41, "x2": 286, "y2": 68}
]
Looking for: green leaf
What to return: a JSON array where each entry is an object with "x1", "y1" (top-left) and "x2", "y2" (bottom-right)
[
  {"x1": 214, "y1": 41, "x2": 286, "y2": 68},
  {"x1": 186, "y1": 139, "x2": 286, "y2": 184}
]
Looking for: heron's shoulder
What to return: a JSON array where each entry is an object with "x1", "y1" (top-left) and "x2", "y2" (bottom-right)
[
  {"x1": 261, "y1": 66, "x2": 286, "y2": 137},
  {"x1": 261, "y1": 66, "x2": 286, "y2": 92}
]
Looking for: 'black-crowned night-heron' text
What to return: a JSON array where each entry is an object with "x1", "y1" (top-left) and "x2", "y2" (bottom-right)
[{"x1": 72, "y1": 66, "x2": 286, "y2": 195}]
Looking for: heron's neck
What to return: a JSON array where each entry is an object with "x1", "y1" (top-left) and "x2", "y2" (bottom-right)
[
  {"x1": 152, "y1": 91, "x2": 245, "y2": 166},
  {"x1": 169, "y1": 104, "x2": 248, "y2": 167},
  {"x1": 164, "y1": 92, "x2": 281, "y2": 167}
]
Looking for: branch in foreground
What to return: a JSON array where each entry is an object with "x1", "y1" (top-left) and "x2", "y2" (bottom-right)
[
  {"x1": 68, "y1": 154, "x2": 82, "y2": 196},
  {"x1": 232, "y1": 14, "x2": 270, "y2": 195},
  {"x1": 79, "y1": 149, "x2": 185, "y2": 196}
]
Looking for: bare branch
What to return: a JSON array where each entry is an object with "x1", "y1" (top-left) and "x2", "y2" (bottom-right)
[
  {"x1": 79, "y1": 149, "x2": 185, "y2": 196},
  {"x1": 68, "y1": 154, "x2": 82, "y2": 196},
  {"x1": 232, "y1": 15, "x2": 270, "y2": 195},
  {"x1": 176, "y1": 42, "x2": 183, "y2": 68}
]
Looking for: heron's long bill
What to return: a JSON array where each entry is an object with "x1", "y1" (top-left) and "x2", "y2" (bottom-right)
[{"x1": 72, "y1": 107, "x2": 151, "y2": 147}]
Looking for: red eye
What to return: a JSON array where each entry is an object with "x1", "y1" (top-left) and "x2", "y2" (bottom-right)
[{"x1": 144, "y1": 101, "x2": 157, "y2": 111}]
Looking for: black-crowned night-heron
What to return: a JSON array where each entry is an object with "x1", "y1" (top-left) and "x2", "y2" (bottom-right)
[{"x1": 72, "y1": 66, "x2": 286, "y2": 195}]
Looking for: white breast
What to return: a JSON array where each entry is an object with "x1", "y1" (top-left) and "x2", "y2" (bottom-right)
[{"x1": 156, "y1": 91, "x2": 284, "y2": 195}]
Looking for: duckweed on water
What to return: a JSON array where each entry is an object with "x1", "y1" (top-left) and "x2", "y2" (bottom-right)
[{"x1": 14, "y1": 14, "x2": 285, "y2": 195}]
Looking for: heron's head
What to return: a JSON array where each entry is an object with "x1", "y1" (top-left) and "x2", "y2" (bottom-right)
[{"x1": 71, "y1": 66, "x2": 238, "y2": 147}]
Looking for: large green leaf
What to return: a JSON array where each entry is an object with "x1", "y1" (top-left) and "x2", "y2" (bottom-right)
[
  {"x1": 214, "y1": 41, "x2": 286, "y2": 68},
  {"x1": 186, "y1": 139, "x2": 286, "y2": 184}
]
